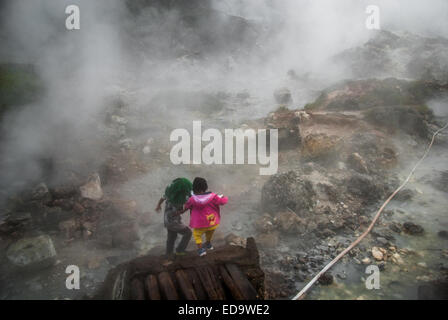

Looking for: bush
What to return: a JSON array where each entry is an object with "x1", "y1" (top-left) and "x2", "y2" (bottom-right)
[{"x1": 0, "y1": 63, "x2": 44, "y2": 116}]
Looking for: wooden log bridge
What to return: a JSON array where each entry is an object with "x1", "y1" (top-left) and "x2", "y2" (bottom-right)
[{"x1": 94, "y1": 237, "x2": 265, "y2": 300}]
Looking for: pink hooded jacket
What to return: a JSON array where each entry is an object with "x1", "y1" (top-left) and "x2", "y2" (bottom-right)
[{"x1": 184, "y1": 192, "x2": 228, "y2": 229}]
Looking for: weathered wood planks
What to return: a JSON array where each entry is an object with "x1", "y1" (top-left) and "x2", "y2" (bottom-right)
[
  {"x1": 158, "y1": 271, "x2": 179, "y2": 300},
  {"x1": 225, "y1": 263, "x2": 258, "y2": 300},
  {"x1": 145, "y1": 274, "x2": 161, "y2": 300}
]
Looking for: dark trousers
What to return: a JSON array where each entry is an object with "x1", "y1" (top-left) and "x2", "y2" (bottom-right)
[{"x1": 166, "y1": 227, "x2": 192, "y2": 255}]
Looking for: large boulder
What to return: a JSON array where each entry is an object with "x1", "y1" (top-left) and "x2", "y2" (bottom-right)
[
  {"x1": 261, "y1": 170, "x2": 316, "y2": 214},
  {"x1": 6, "y1": 235, "x2": 57, "y2": 270}
]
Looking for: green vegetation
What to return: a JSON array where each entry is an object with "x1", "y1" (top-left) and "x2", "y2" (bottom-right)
[
  {"x1": 275, "y1": 105, "x2": 290, "y2": 112},
  {"x1": 0, "y1": 64, "x2": 44, "y2": 116},
  {"x1": 304, "y1": 92, "x2": 327, "y2": 111}
]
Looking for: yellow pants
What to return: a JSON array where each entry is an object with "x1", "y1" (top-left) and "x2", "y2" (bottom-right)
[{"x1": 193, "y1": 225, "x2": 218, "y2": 245}]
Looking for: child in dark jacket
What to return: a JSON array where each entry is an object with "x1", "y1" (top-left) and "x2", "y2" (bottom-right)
[
  {"x1": 181, "y1": 177, "x2": 228, "y2": 257},
  {"x1": 155, "y1": 178, "x2": 193, "y2": 257}
]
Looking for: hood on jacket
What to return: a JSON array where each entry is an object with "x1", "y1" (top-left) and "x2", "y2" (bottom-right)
[{"x1": 190, "y1": 193, "x2": 215, "y2": 208}]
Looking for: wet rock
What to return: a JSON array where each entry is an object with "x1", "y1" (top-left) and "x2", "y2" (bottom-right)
[
  {"x1": 437, "y1": 230, "x2": 448, "y2": 239},
  {"x1": 273, "y1": 87, "x2": 292, "y2": 105},
  {"x1": 417, "y1": 262, "x2": 427, "y2": 268},
  {"x1": 362, "y1": 257, "x2": 371, "y2": 264},
  {"x1": 403, "y1": 222, "x2": 424, "y2": 235},
  {"x1": 376, "y1": 237, "x2": 389, "y2": 246},
  {"x1": 389, "y1": 222, "x2": 402, "y2": 233},
  {"x1": 391, "y1": 253, "x2": 404, "y2": 265},
  {"x1": 318, "y1": 273, "x2": 334, "y2": 285},
  {"x1": 6, "y1": 235, "x2": 57, "y2": 270},
  {"x1": 418, "y1": 281, "x2": 448, "y2": 300},
  {"x1": 261, "y1": 170, "x2": 315, "y2": 214},
  {"x1": 371, "y1": 247, "x2": 384, "y2": 261},
  {"x1": 80, "y1": 173, "x2": 103, "y2": 201},
  {"x1": 347, "y1": 153, "x2": 368, "y2": 174}
]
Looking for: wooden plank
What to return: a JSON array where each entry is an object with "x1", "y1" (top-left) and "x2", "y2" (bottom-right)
[
  {"x1": 208, "y1": 265, "x2": 226, "y2": 300},
  {"x1": 196, "y1": 266, "x2": 225, "y2": 300},
  {"x1": 130, "y1": 278, "x2": 145, "y2": 300},
  {"x1": 157, "y1": 272, "x2": 179, "y2": 300},
  {"x1": 225, "y1": 263, "x2": 258, "y2": 300},
  {"x1": 145, "y1": 274, "x2": 161, "y2": 300},
  {"x1": 185, "y1": 269, "x2": 208, "y2": 300},
  {"x1": 219, "y1": 265, "x2": 244, "y2": 300},
  {"x1": 175, "y1": 269, "x2": 198, "y2": 300}
]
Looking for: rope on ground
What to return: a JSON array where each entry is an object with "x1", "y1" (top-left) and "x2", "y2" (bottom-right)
[{"x1": 292, "y1": 120, "x2": 448, "y2": 300}]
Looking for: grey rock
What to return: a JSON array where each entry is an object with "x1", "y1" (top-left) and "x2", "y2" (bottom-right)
[
  {"x1": 403, "y1": 222, "x2": 424, "y2": 235},
  {"x1": 6, "y1": 235, "x2": 57, "y2": 270}
]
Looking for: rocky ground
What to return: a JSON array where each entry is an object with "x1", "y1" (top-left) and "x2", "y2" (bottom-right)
[
  {"x1": 1, "y1": 13, "x2": 448, "y2": 299},
  {"x1": 246, "y1": 79, "x2": 448, "y2": 299}
]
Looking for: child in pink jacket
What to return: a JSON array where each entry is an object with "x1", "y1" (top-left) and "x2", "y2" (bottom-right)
[{"x1": 181, "y1": 177, "x2": 228, "y2": 257}]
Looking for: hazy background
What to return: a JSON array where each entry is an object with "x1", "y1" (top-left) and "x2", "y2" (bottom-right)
[{"x1": 0, "y1": 0, "x2": 447, "y2": 202}]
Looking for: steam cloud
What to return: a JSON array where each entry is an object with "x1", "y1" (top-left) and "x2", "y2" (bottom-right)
[{"x1": 0, "y1": 0, "x2": 447, "y2": 206}]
